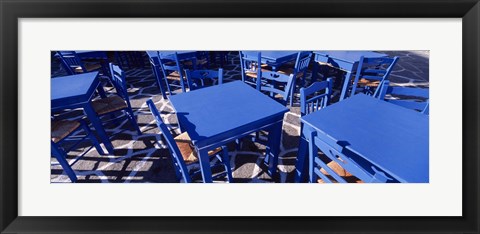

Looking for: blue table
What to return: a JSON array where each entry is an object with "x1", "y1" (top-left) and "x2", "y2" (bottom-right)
[
  {"x1": 313, "y1": 51, "x2": 387, "y2": 101},
  {"x1": 241, "y1": 51, "x2": 309, "y2": 70},
  {"x1": 51, "y1": 72, "x2": 114, "y2": 154},
  {"x1": 169, "y1": 81, "x2": 289, "y2": 182},
  {"x1": 296, "y1": 94, "x2": 428, "y2": 183}
]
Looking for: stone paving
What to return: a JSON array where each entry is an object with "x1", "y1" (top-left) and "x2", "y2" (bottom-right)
[{"x1": 50, "y1": 51, "x2": 429, "y2": 183}]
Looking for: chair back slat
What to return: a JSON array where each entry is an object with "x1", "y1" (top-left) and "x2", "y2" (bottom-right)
[
  {"x1": 300, "y1": 78, "x2": 333, "y2": 116},
  {"x1": 378, "y1": 80, "x2": 429, "y2": 114},
  {"x1": 146, "y1": 99, "x2": 191, "y2": 183},
  {"x1": 294, "y1": 52, "x2": 312, "y2": 74},
  {"x1": 185, "y1": 68, "x2": 223, "y2": 91}
]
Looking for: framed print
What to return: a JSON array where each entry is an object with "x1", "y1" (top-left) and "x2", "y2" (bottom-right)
[{"x1": 1, "y1": 0, "x2": 479, "y2": 233}]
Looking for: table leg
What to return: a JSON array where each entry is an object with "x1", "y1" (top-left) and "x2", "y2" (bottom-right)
[
  {"x1": 264, "y1": 121, "x2": 282, "y2": 177},
  {"x1": 294, "y1": 125, "x2": 309, "y2": 183},
  {"x1": 339, "y1": 71, "x2": 353, "y2": 101},
  {"x1": 83, "y1": 103, "x2": 114, "y2": 155},
  {"x1": 197, "y1": 148, "x2": 213, "y2": 183},
  {"x1": 311, "y1": 62, "x2": 319, "y2": 84}
]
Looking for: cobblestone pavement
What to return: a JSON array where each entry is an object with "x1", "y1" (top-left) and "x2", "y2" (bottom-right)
[{"x1": 51, "y1": 51, "x2": 429, "y2": 183}]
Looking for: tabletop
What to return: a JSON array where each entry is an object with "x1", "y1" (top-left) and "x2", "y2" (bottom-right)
[
  {"x1": 169, "y1": 81, "x2": 289, "y2": 147},
  {"x1": 301, "y1": 94, "x2": 429, "y2": 183},
  {"x1": 51, "y1": 72, "x2": 99, "y2": 109},
  {"x1": 314, "y1": 51, "x2": 387, "y2": 63}
]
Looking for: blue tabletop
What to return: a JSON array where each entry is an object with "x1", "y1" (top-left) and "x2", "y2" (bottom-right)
[
  {"x1": 314, "y1": 51, "x2": 387, "y2": 63},
  {"x1": 51, "y1": 72, "x2": 99, "y2": 109},
  {"x1": 301, "y1": 94, "x2": 429, "y2": 183},
  {"x1": 169, "y1": 81, "x2": 289, "y2": 147}
]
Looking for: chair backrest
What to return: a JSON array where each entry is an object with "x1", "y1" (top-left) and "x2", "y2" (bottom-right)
[
  {"x1": 157, "y1": 51, "x2": 183, "y2": 75},
  {"x1": 378, "y1": 80, "x2": 429, "y2": 114},
  {"x1": 146, "y1": 99, "x2": 191, "y2": 183},
  {"x1": 148, "y1": 55, "x2": 166, "y2": 92},
  {"x1": 57, "y1": 51, "x2": 86, "y2": 75},
  {"x1": 185, "y1": 69, "x2": 223, "y2": 91},
  {"x1": 293, "y1": 52, "x2": 312, "y2": 75},
  {"x1": 109, "y1": 63, "x2": 134, "y2": 110},
  {"x1": 260, "y1": 70, "x2": 295, "y2": 104},
  {"x1": 351, "y1": 56, "x2": 399, "y2": 97},
  {"x1": 300, "y1": 78, "x2": 333, "y2": 116},
  {"x1": 239, "y1": 51, "x2": 262, "y2": 89}
]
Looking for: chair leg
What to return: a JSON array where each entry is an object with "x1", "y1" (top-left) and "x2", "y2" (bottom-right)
[
  {"x1": 289, "y1": 78, "x2": 296, "y2": 107},
  {"x1": 80, "y1": 121, "x2": 106, "y2": 155},
  {"x1": 125, "y1": 110, "x2": 142, "y2": 135},
  {"x1": 51, "y1": 142, "x2": 77, "y2": 183},
  {"x1": 221, "y1": 147, "x2": 233, "y2": 183}
]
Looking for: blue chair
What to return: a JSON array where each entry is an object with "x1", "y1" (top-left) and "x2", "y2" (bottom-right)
[
  {"x1": 350, "y1": 56, "x2": 399, "y2": 98},
  {"x1": 185, "y1": 68, "x2": 223, "y2": 91},
  {"x1": 259, "y1": 70, "x2": 295, "y2": 106},
  {"x1": 57, "y1": 51, "x2": 104, "y2": 75},
  {"x1": 300, "y1": 78, "x2": 333, "y2": 116},
  {"x1": 278, "y1": 52, "x2": 313, "y2": 106},
  {"x1": 239, "y1": 51, "x2": 272, "y2": 90},
  {"x1": 308, "y1": 132, "x2": 393, "y2": 183},
  {"x1": 295, "y1": 79, "x2": 333, "y2": 182},
  {"x1": 378, "y1": 80, "x2": 429, "y2": 114},
  {"x1": 51, "y1": 119, "x2": 105, "y2": 182},
  {"x1": 158, "y1": 51, "x2": 187, "y2": 94},
  {"x1": 146, "y1": 99, "x2": 233, "y2": 183},
  {"x1": 89, "y1": 63, "x2": 142, "y2": 136},
  {"x1": 148, "y1": 55, "x2": 168, "y2": 99},
  {"x1": 182, "y1": 51, "x2": 210, "y2": 69}
]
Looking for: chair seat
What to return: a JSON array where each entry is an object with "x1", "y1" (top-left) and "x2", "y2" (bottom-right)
[
  {"x1": 166, "y1": 71, "x2": 183, "y2": 80},
  {"x1": 357, "y1": 78, "x2": 381, "y2": 87},
  {"x1": 317, "y1": 161, "x2": 363, "y2": 183},
  {"x1": 51, "y1": 120, "x2": 81, "y2": 143},
  {"x1": 174, "y1": 132, "x2": 222, "y2": 164},
  {"x1": 245, "y1": 64, "x2": 273, "y2": 78},
  {"x1": 74, "y1": 63, "x2": 102, "y2": 73},
  {"x1": 277, "y1": 67, "x2": 304, "y2": 78},
  {"x1": 91, "y1": 95, "x2": 128, "y2": 115}
]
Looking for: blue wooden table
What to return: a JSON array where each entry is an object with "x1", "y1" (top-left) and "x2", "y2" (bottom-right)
[
  {"x1": 169, "y1": 81, "x2": 289, "y2": 182},
  {"x1": 313, "y1": 51, "x2": 387, "y2": 101},
  {"x1": 51, "y1": 72, "x2": 114, "y2": 154},
  {"x1": 241, "y1": 51, "x2": 309, "y2": 70},
  {"x1": 296, "y1": 94, "x2": 429, "y2": 183}
]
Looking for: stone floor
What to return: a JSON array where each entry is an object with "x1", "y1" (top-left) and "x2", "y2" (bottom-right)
[{"x1": 51, "y1": 51, "x2": 429, "y2": 183}]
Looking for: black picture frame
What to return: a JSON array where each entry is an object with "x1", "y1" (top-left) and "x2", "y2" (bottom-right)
[{"x1": 1, "y1": 0, "x2": 478, "y2": 233}]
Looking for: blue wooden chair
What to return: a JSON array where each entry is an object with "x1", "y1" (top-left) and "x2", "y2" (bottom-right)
[
  {"x1": 57, "y1": 51, "x2": 104, "y2": 75},
  {"x1": 295, "y1": 79, "x2": 333, "y2": 182},
  {"x1": 89, "y1": 63, "x2": 142, "y2": 137},
  {"x1": 146, "y1": 99, "x2": 233, "y2": 183},
  {"x1": 239, "y1": 51, "x2": 272, "y2": 90},
  {"x1": 182, "y1": 51, "x2": 210, "y2": 69},
  {"x1": 148, "y1": 55, "x2": 168, "y2": 99},
  {"x1": 300, "y1": 78, "x2": 333, "y2": 116},
  {"x1": 308, "y1": 131, "x2": 393, "y2": 183},
  {"x1": 51, "y1": 119, "x2": 105, "y2": 182},
  {"x1": 185, "y1": 68, "x2": 223, "y2": 91},
  {"x1": 278, "y1": 52, "x2": 313, "y2": 106},
  {"x1": 158, "y1": 51, "x2": 187, "y2": 94},
  {"x1": 378, "y1": 80, "x2": 429, "y2": 114},
  {"x1": 259, "y1": 70, "x2": 295, "y2": 106},
  {"x1": 350, "y1": 56, "x2": 399, "y2": 98}
]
